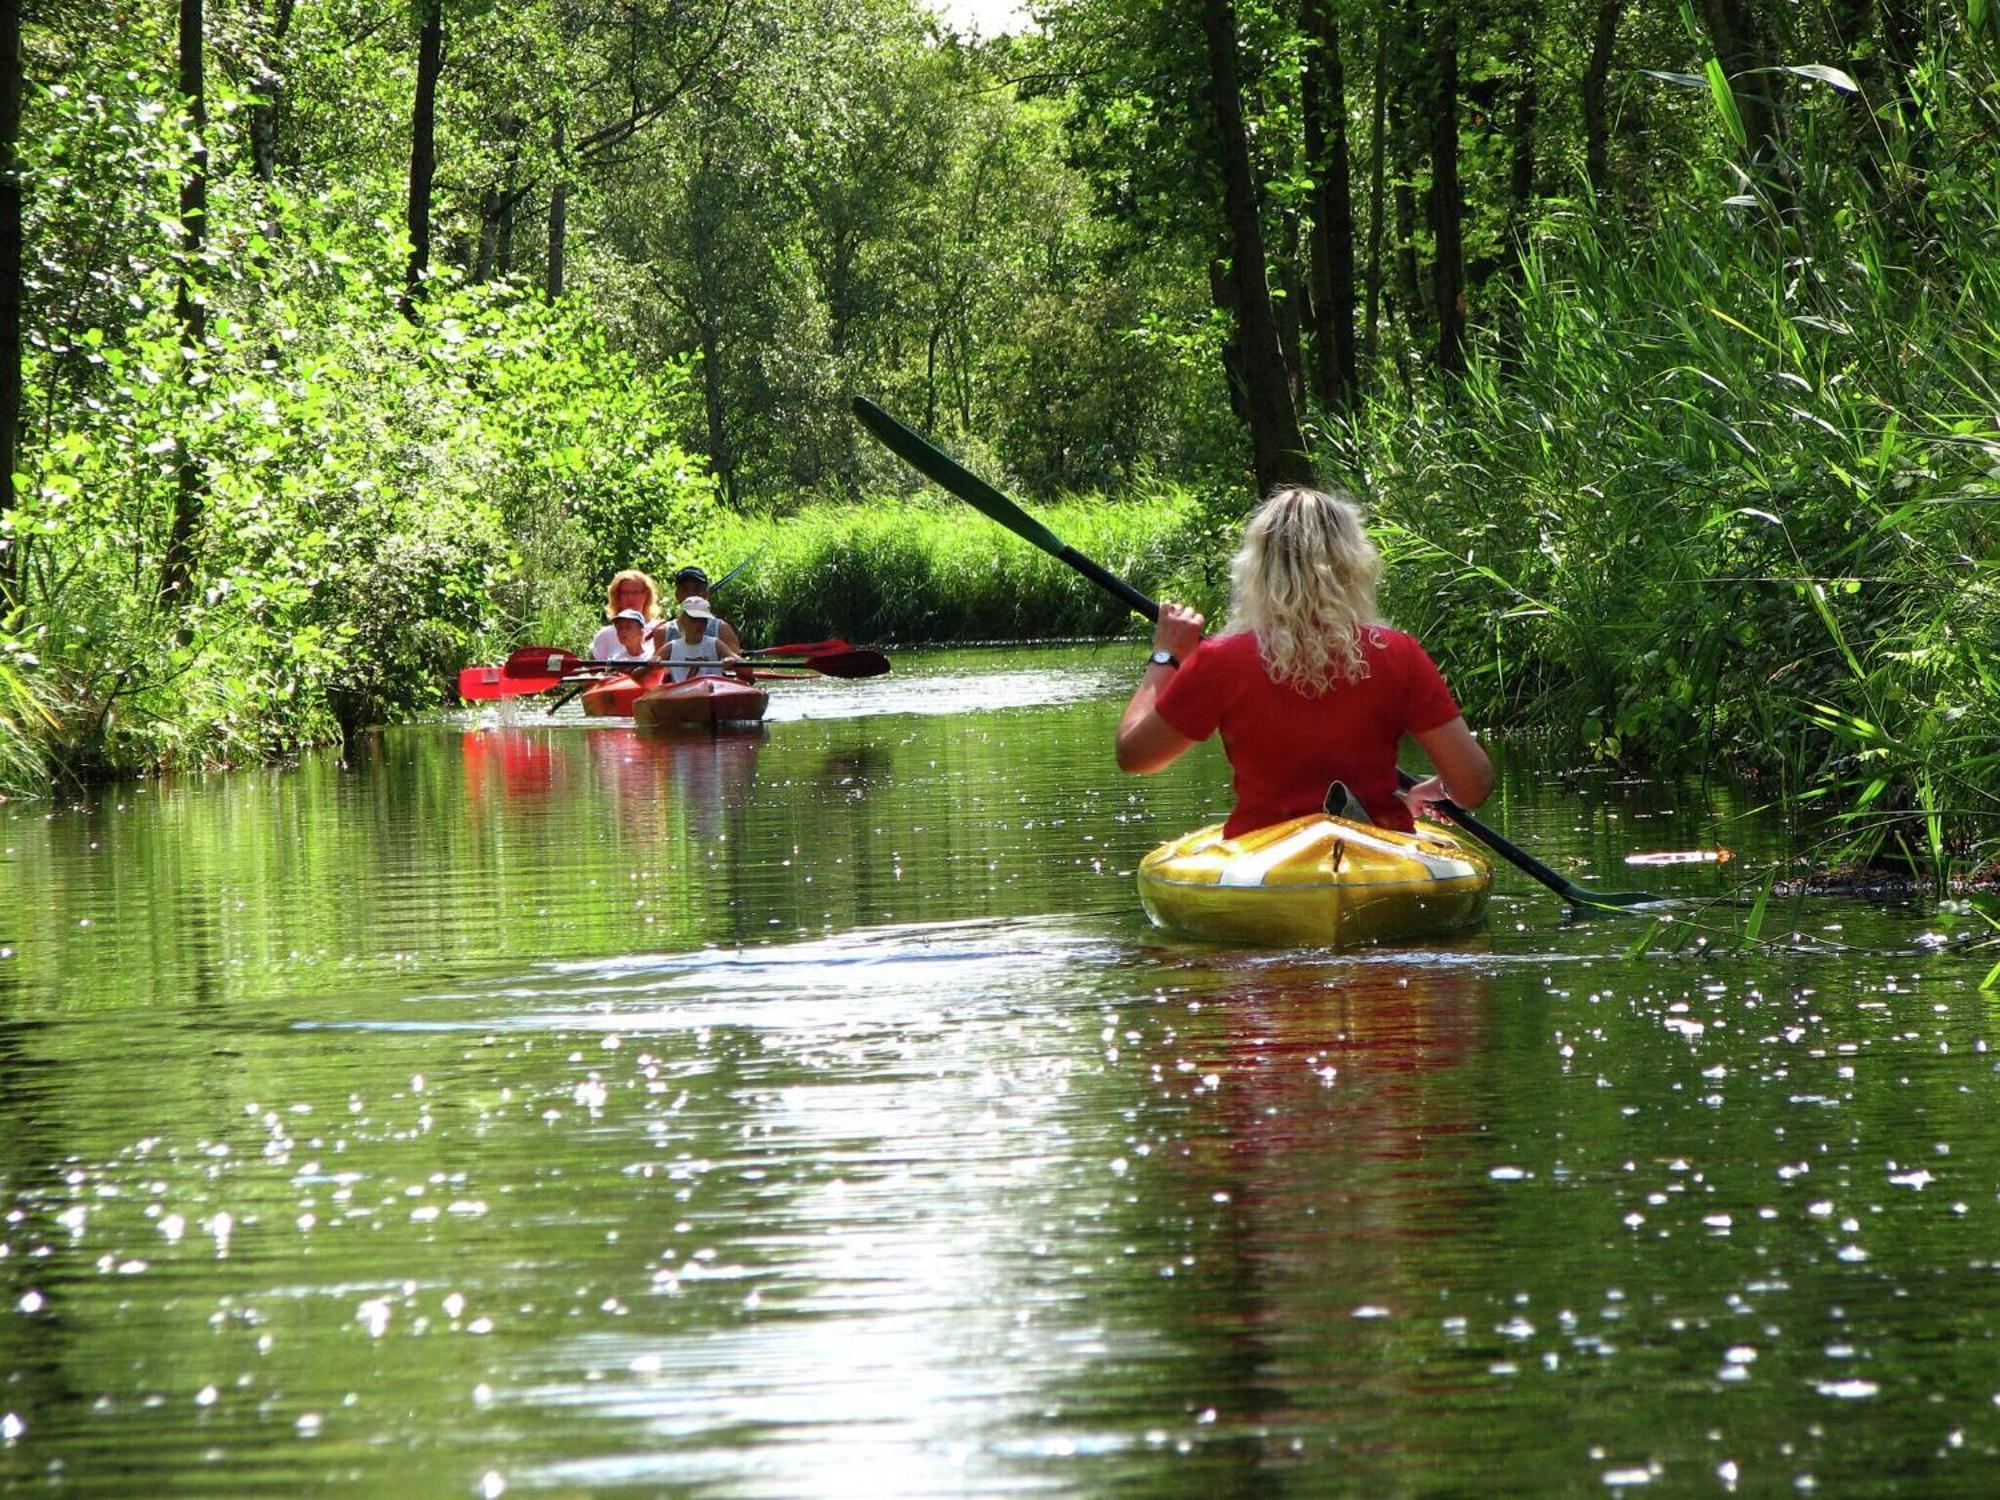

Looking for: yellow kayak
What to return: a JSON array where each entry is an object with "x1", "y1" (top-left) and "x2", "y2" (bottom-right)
[{"x1": 1137, "y1": 813, "x2": 1493, "y2": 947}]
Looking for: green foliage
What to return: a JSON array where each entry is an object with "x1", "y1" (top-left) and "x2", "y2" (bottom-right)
[{"x1": 5, "y1": 30, "x2": 712, "y2": 789}]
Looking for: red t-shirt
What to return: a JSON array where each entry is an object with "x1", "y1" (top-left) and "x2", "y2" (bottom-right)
[{"x1": 1154, "y1": 628, "x2": 1463, "y2": 837}]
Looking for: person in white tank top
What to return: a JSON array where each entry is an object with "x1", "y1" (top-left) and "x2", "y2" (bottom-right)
[{"x1": 660, "y1": 596, "x2": 744, "y2": 682}]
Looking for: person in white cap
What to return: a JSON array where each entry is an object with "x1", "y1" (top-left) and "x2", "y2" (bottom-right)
[
  {"x1": 672, "y1": 565, "x2": 743, "y2": 654},
  {"x1": 659, "y1": 595, "x2": 745, "y2": 682},
  {"x1": 605, "y1": 608, "x2": 655, "y2": 663}
]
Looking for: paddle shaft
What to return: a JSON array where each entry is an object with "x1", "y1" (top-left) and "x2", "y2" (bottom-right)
[
  {"x1": 510, "y1": 646, "x2": 884, "y2": 677},
  {"x1": 853, "y1": 395, "x2": 1655, "y2": 911}
]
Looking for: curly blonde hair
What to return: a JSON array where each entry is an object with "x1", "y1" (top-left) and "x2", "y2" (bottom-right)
[
  {"x1": 1226, "y1": 486, "x2": 1385, "y2": 695},
  {"x1": 604, "y1": 569, "x2": 661, "y2": 621}
]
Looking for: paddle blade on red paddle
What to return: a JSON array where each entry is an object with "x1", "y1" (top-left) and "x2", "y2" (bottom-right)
[
  {"x1": 504, "y1": 646, "x2": 588, "y2": 678},
  {"x1": 754, "y1": 648, "x2": 888, "y2": 678},
  {"x1": 459, "y1": 664, "x2": 561, "y2": 700},
  {"x1": 749, "y1": 638, "x2": 853, "y2": 657}
]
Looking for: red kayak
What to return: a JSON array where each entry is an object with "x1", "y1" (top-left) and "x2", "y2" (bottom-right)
[
  {"x1": 579, "y1": 664, "x2": 668, "y2": 717},
  {"x1": 633, "y1": 675, "x2": 770, "y2": 730}
]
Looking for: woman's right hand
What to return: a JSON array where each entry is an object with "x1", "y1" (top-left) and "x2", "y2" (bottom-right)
[{"x1": 1153, "y1": 602, "x2": 1205, "y2": 662}]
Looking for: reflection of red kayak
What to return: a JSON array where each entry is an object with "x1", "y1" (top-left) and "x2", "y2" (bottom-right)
[
  {"x1": 580, "y1": 664, "x2": 668, "y2": 717},
  {"x1": 633, "y1": 675, "x2": 770, "y2": 730}
]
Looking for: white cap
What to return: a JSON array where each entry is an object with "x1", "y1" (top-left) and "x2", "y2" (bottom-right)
[
  {"x1": 679, "y1": 596, "x2": 713, "y2": 619},
  {"x1": 611, "y1": 608, "x2": 647, "y2": 625}
]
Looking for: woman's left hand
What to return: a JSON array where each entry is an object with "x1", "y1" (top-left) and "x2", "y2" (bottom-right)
[
  {"x1": 1153, "y1": 602, "x2": 1205, "y2": 662},
  {"x1": 1401, "y1": 775, "x2": 1450, "y2": 821}
]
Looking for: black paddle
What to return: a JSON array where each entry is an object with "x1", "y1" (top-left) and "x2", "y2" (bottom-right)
[{"x1": 852, "y1": 394, "x2": 1658, "y2": 913}]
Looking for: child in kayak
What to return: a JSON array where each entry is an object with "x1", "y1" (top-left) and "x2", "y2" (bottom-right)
[
  {"x1": 671, "y1": 565, "x2": 743, "y2": 655},
  {"x1": 589, "y1": 570, "x2": 665, "y2": 660},
  {"x1": 605, "y1": 608, "x2": 655, "y2": 664},
  {"x1": 659, "y1": 596, "x2": 746, "y2": 682},
  {"x1": 1115, "y1": 485, "x2": 1493, "y2": 835}
]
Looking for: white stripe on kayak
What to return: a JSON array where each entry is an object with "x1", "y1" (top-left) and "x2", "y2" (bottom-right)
[
  {"x1": 1217, "y1": 822, "x2": 1334, "y2": 887},
  {"x1": 1214, "y1": 819, "x2": 1482, "y2": 889},
  {"x1": 1333, "y1": 822, "x2": 1485, "y2": 883}
]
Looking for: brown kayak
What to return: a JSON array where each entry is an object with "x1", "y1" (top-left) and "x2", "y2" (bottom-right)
[{"x1": 632, "y1": 675, "x2": 770, "y2": 730}]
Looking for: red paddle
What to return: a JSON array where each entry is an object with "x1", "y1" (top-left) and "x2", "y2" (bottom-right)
[
  {"x1": 502, "y1": 646, "x2": 890, "y2": 680},
  {"x1": 459, "y1": 663, "x2": 564, "y2": 700},
  {"x1": 749, "y1": 638, "x2": 853, "y2": 657},
  {"x1": 462, "y1": 641, "x2": 887, "y2": 702}
]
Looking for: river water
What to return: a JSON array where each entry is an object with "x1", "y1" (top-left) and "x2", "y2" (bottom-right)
[{"x1": 2, "y1": 645, "x2": 1997, "y2": 1495}]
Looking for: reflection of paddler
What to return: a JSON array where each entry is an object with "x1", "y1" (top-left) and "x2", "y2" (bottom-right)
[
  {"x1": 460, "y1": 727, "x2": 555, "y2": 800},
  {"x1": 661, "y1": 732, "x2": 763, "y2": 845},
  {"x1": 584, "y1": 725, "x2": 669, "y2": 803},
  {"x1": 1141, "y1": 961, "x2": 1492, "y2": 1464}
]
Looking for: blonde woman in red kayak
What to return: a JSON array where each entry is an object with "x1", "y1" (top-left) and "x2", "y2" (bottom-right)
[{"x1": 1116, "y1": 485, "x2": 1493, "y2": 833}]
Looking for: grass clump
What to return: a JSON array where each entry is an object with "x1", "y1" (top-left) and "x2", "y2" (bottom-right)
[{"x1": 696, "y1": 487, "x2": 1229, "y2": 644}]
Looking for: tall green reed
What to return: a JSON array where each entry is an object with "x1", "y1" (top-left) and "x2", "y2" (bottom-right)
[{"x1": 1351, "y1": 45, "x2": 2000, "y2": 886}]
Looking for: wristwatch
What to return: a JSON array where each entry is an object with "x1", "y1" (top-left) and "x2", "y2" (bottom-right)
[{"x1": 1148, "y1": 649, "x2": 1179, "y2": 669}]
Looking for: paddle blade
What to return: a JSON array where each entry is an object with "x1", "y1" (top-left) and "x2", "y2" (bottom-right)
[
  {"x1": 852, "y1": 398, "x2": 1068, "y2": 558},
  {"x1": 754, "y1": 649, "x2": 888, "y2": 679},
  {"x1": 854, "y1": 396, "x2": 1159, "y2": 623},
  {"x1": 504, "y1": 646, "x2": 588, "y2": 678},
  {"x1": 459, "y1": 664, "x2": 559, "y2": 700},
  {"x1": 750, "y1": 638, "x2": 854, "y2": 657}
]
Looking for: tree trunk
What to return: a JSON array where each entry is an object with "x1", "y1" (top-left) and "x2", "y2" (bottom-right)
[
  {"x1": 497, "y1": 190, "x2": 516, "y2": 277},
  {"x1": 401, "y1": 0, "x2": 444, "y2": 321},
  {"x1": 1208, "y1": 258, "x2": 1250, "y2": 428},
  {"x1": 1363, "y1": 15, "x2": 1387, "y2": 374},
  {"x1": 1426, "y1": 13, "x2": 1464, "y2": 376},
  {"x1": 1274, "y1": 213, "x2": 1305, "y2": 413},
  {"x1": 474, "y1": 191, "x2": 499, "y2": 283},
  {"x1": 476, "y1": 122, "x2": 521, "y2": 283},
  {"x1": 1692, "y1": 0, "x2": 1781, "y2": 170},
  {"x1": 547, "y1": 110, "x2": 567, "y2": 299},
  {"x1": 1390, "y1": 76, "x2": 1421, "y2": 349},
  {"x1": 0, "y1": 0, "x2": 20, "y2": 607},
  {"x1": 697, "y1": 316, "x2": 734, "y2": 508},
  {"x1": 1199, "y1": 0, "x2": 1312, "y2": 493},
  {"x1": 248, "y1": 0, "x2": 295, "y2": 186},
  {"x1": 160, "y1": 0, "x2": 209, "y2": 610},
  {"x1": 1582, "y1": 0, "x2": 1622, "y2": 197},
  {"x1": 1302, "y1": 0, "x2": 1358, "y2": 414},
  {"x1": 1507, "y1": 10, "x2": 1538, "y2": 235}
]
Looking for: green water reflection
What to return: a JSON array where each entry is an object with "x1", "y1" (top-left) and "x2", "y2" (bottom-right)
[{"x1": 3, "y1": 645, "x2": 1997, "y2": 1495}]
